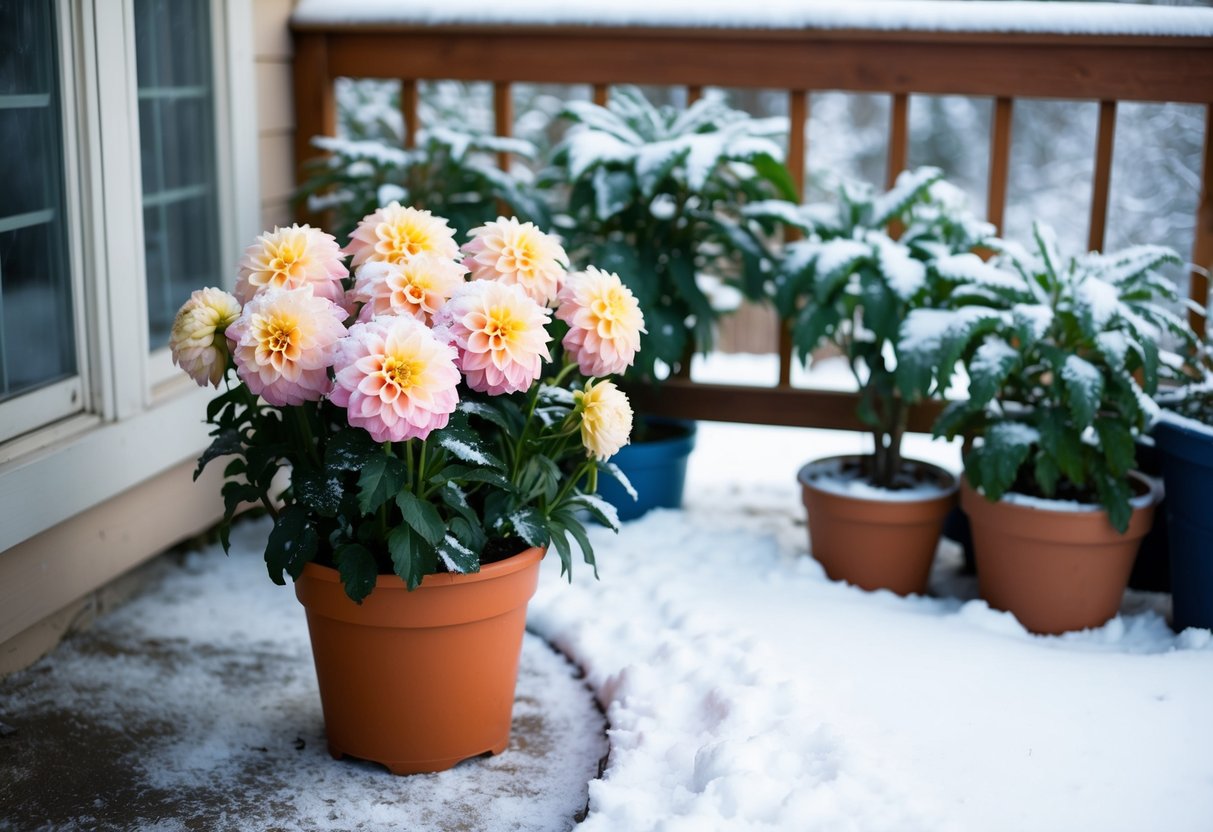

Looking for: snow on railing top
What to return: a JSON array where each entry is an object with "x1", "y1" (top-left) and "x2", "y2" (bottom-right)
[{"x1": 292, "y1": 0, "x2": 1213, "y2": 38}]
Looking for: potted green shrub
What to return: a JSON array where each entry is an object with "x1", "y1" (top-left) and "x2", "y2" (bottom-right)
[
  {"x1": 1151, "y1": 308, "x2": 1213, "y2": 630},
  {"x1": 169, "y1": 208, "x2": 642, "y2": 774},
  {"x1": 548, "y1": 86, "x2": 796, "y2": 519},
  {"x1": 750, "y1": 167, "x2": 993, "y2": 595},
  {"x1": 901, "y1": 226, "x2": 1195, "y2": 633},
  {"x1": 298, "y1": 126, "x2": 550, "y2": 240}
]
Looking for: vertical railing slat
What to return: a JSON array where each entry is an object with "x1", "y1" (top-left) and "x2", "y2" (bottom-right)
[
  {"x1": 292, "y1": 33, "x2": 336, "y2": 227},
  {"x1": 887, "y1": 92, "x2": 910, "y2": 189},
  {"x1": 400, "y1": 79, "x2": 418, "y2": 149},
  {"x1": 1191, "y1": 103, "x2": 1213, "y2": 334},
  {"x1": 687, "y1": 85, "x2": 703, "y2": 106},
  {"x1": 987, "y1": 96, "x2": 1014, "y2": 235},
  {"x1": 1088, "y1": 99, "x2": 1118, "y2": 253},
  {"x1": 593, "y1": 84, "x2": 609, "y2": 107},
  {"x1": 493, "y1": 81, "x2": 513, "y2": 172},
  {"x1": 780, "y1": 89, "x2": 809, "y2": 388}
]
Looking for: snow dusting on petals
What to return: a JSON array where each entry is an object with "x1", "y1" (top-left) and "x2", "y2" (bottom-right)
[
  {"x1": 170, "y1": 288, "x2": 242, "y2": 387},
  {"x1": 235, "y1": 224, "x2": 347, "y2": 307},
  {"x1": 350, "y1": 254, "x2": 468, "y2": 323},
  {"x1": 461, "y1": 216, "x2": 569, "y2": 305},
  {"x1": 557, "y1": 266, "x2": 646, "y2": 377},
  {"x1": 345, "y1": 202, "x2": 459, "y2": 269},
  {"x1": 435, "y1": 280, "x2": 552, "y2": 396},
  {"x1": 330, "y1": 316, "x2": 460, "y2": 443},
  {"x1": 576, "y1": 379, "x2": 633, "y2": 461},
  {"x1": 226, "y1": 287, "x2": 346, "y2": 406}
]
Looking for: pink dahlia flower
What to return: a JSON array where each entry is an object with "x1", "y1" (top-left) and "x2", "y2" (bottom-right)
[
  {"x1": 461, "y1": 217, "x2": 568, "y2": 306},
  {"x1": 345, "y1": 202, "x2": 459, "y2": 269},
  {"x1": 556, "y1": 266, "x2": 646, "y2": 377},
  {"x1": 234, "y1": 224, "x2": 347, "y2": 307},
  {"x1": 434, "y1": 280, "x2": 552, "y2": 396},
  {"x1": 226, "y1": 287, "x2": 347, "y2": 406},
  {"x1": 350, "y1": 254, "x2": 468, "y2": 324},
  {"x1": 170, "y1": 287, "x2": 242, "y2": 387},
  {"x1": 330, "y1": 316, "x2": 461, "y2": 443}
]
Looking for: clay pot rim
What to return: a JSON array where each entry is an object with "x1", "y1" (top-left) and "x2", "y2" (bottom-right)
[
  {"x1": 960, "y1": 471, "x2": 1159, "y2": 515},
  {"x1": 797, "y1": 454, "x2": 959, "y2": 505},
  {"x1": 301, "y1": 546, "x2": 545, "y2": 592}
]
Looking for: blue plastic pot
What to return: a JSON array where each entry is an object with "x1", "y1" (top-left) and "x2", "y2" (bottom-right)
[
  {"x1": 597, "y1": 418, "x2": 697, "y2": 521},
  {"x1": 1152, "y1": 417, "x2": 1213, "y2": 631}
]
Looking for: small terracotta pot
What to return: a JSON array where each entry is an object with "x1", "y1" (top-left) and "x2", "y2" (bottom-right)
[
  {"x1": 798, "y1": 455, "x2": 958, "y2": 596},
  {"x1": 961, "y1": 477, "x2": 1156, "y2": 635},
  {"x1": 295, "y1": 547, "x2": 544, "y2": 775}
]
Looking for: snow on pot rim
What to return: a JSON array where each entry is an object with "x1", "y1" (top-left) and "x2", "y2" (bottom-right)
[
  {"x1": 968, "y1": 472, "x2": 1159, "y2": 514},
  {"x1": 1156, "y1": 407, "x2": 1213, "y2": 442},
  {"x1": 797, "y1": 454, "x2": 959, "y2": 503}
]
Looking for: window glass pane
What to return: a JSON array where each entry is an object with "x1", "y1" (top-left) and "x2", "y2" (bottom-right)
[
  {"x1": 135, "y1": 0, "x2": 221, "y2": 350},
  {"x1": 0, "y1": 0, "x2": 75, "y2": 403}
]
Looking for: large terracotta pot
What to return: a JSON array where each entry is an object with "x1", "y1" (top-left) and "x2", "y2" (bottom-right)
[
  {"x1": 961, "y1": 477, "x2": 1156, "y2": 635},
  {"x1": 295, "y1": 546, "x2": 544, "y2": 775},
  {"x1": 798, "y1": 455, "x2": 958, "y2": 596}
]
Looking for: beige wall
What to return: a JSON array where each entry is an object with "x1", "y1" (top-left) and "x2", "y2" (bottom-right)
[{"x1": 255, "y1": 0, "x2": 297, "y2": 230}]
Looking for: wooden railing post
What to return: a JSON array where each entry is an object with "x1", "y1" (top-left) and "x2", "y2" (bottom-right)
[
  {"x1": 292, "y1": 32, "x2": 335, "y2": 227},
  {"x1": 1089, "y1": 100, "x2": 1118, "y2": 253},
  {"x1": 592, "y1": 84, "x2": 609, "y2": 107},
  {"x1": 780, "y1": 89, "x2": 809, "y2": 388},
  {"x1": 400, "y1": 78, "x2": 418, "y2": 148},
  {"x1": 493, "y1": 81, "x2": 513, "y2": 172},
  {"x1": 887, "y1": 93, "x2": 910, "y2": 189},
  {"x1": 1192, "y1": 104, "x2": 1213, "y2": 333},
  {"x1": 987, "y1": 97, "x2": 1014, "y2": 235}
]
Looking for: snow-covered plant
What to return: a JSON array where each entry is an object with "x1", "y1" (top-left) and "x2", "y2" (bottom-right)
[
  {"x1": 1157, "y1": 297, "x2": 1213, "y2": 426},
  {"x1": 900, "y1": 225, "x2": 1199, "y2": 531},
  {"x1": 171, "y1": 210, "x2": 644, "y2": 603},
  {"x1": 548, "y1": 86, "x2": 796, "y2": 380},
  {"x1": 297, "y1": 127, "x2": 550, "y2": 242},
  {"x1": 749, "y1": 167, "x2": 995, "y2": 488}
]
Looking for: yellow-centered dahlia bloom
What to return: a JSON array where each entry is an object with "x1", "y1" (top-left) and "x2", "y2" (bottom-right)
[
  {"x1": 235, "y1": 224, "x2": 347, "y2": 306},
  {"x1": 345, "y1": 202, "x2": 459, "y2": 269},
  {"x1": 330, "y1": 315, "x2": 461, "y2": 443},
  {"x1": 350, "y1": 254, "x2": 468, "y2": 324},
  {"x1": 226, "y1": 287, "x2": 347, "y2": 406},
  {"x1": 576, "y1": 379, "x2": 633, "y2": 461},
  {"x1": 556, "y1": 266, "x2": 646, "y2": 377},
  {"x1": 434, "y1": 280, "x2": 552, "y2": 396},
  {"x1": 462, "y1": 217, "x2": 568, "y2": 306},
  {"x1": 169, "y1": 288, "x2": 242, "y2": 387}
]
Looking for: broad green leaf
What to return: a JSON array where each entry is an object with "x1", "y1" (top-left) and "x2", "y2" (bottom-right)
[
  {"x1": 967, "y1": 337, "x2": 1019, "y2": 409},
  {"x1": 265, "y1": 504, "x2": 318, "y2": 586},
  {"x1": 1060, "y1": 355, "x2": 1104, "y2": 430},
  {"x1": 293, "y1": 471, "x2": 343, "y2": 517},
  {"x1": 387, "y1": 524, "x2": 432, "y2": 590},
  {"x1": 972, "y1": 422, "x2": 1038, "y2": 500},
  {"x1": 395, "y1": 489, "x2": 446, "y2": 546},
  {"x1": 357, "y1": 455, "x2": 408, "y2": 515},
  {"x1": 437, "y1": 535, "x2": 479, "y2": 575},
  {"x1": 195, "y1": 429, "x2": 243, "y2": 481},
  {"x1": 325, "y1": 429, "x2": 379, "y2": 472},
  {"x1": 1094, "y1": 416, "x2": 1136, "y2": 476},
  {"x1": 509, "y1": 507, "x2": 548, "y2": 549},
  {"x1": 335, "y1": 543, "x2": 378, "y2": 604}
]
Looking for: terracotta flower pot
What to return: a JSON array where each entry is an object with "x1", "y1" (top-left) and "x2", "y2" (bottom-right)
[
  {"x1": 295, "y1": 546, "x2": 544, "y2": 775},
  {"x1": 798, "y1": 455, "x2": 958, "y2": 596},
  {"x1": 961, "y1": 477, "x2": 1157, "y2": 635}
]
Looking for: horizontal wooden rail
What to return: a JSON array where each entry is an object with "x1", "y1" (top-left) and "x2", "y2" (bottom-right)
[{"x1": 292, "y1": 13, "x2": 1213, "y2": 432}]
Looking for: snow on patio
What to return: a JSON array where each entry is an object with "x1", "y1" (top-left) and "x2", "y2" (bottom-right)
[{"x1": 3, "y1": 361, "x2": 1212, "y2": 830}]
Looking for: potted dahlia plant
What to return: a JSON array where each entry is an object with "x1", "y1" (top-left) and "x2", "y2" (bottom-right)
[
  {"x1": 169, "y1": 205, "x2": 643, "y2": 774},
  {"x1": 901, "y1": 225, "x2": 1195, "y2": 634},
  {"x1": 548, "y1": 85, "x2": 795, "y2": 519},
  {"x1": 749, "y1": 167, "x2": 994, "y2": 595},
  {"x1": 1151, "y1": 305, "x2": 1213, "y2": 630}
]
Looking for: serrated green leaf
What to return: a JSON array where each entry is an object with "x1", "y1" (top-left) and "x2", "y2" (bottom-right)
[
  {"x1": 293, "y1": 471, "x2": 343, "y2": 517},
  {"x1": 509, "y1": 507, "x2": 548, "y2": 549},
  {"x1": 264, "y1": 504, "x2": 318, "y2": 586},
  {"x1": 396, "y1": 490, "x2": 446, "y2": 546},
  {"x1": 1060, "y1": 355, "x2": 1104, "y2": 430},
  {"x1": 972, "y1": 422, "x2": 1038, "y2": 500},
  {"x1": 387, "y1": 524, "x2": 432, "y2": 590},
  {"x1": 324, "y1": 429, "x2": 379, "y2": 472},
  {"x1": 335, "y1": 543, "x2": 378, "y2": 604},
  {"x1": 357, "y1": 455, "x2": 408, "y2": 515},
  {"x1": 195, "y1": 429, "x2": 243, "y2": 481},
  {"x1": 437, "y1": 535, "x2": 479, "y2": 575},
  {"x1": 1094, "y1": 417, "x2": 1136, "y2": 476}
]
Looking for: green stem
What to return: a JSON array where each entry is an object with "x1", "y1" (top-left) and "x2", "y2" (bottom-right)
[
  {"x1": 293, "y1": 406, "x2": 321, "y2": 468},
  {"x1": 416, "y1": 437, "x2": 428, "y2": 496}
]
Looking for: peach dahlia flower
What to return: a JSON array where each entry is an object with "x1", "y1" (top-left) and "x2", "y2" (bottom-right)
[
  {"x1": 576, "y1": 379, "x2": 633, "y2": 461},
  {"x1": 462, "y1": 217, "x2": 568, "y2": 306},
  {"x1": 556, "y1": 266, "x2": 645, "y2": 377},
  {"x1": 235, "y1": 224, "x2": 347, "y2": 306},
  {"x1": 350, "y1": 254, "x2": 468, "y2": 324},
  {"x1": 434, "y1": 280, "x2": 552, "y2": 396},
  {"x1": 330, "y1": 316, "x2": 461, "y2": 443},
  {"x1": 345, "y1": 202, "x2": 459, "y2": 269},
  {"x1": 170, "y1": 287, "x2": 242, "y2": 387},
  {"x1": 226, "y1": 287, "x2": 347, "y2": 406}
]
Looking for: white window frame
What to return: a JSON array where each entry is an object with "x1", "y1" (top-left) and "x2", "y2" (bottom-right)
[{"x1": 0, "y1": 0, "x2": 259, "y2": 552}]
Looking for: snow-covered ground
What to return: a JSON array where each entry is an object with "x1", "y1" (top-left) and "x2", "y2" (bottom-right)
[
  {"x1": 525, "y1": 415, "x2": 1213, "y2": 831},
  {"x1": 5, "y1": 356, "x2": 1211, "y2": 830}
]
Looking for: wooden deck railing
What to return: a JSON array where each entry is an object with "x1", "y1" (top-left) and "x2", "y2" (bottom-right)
[{"x1": 291, "y1": 5, "x2": 1213, "y2": 433}]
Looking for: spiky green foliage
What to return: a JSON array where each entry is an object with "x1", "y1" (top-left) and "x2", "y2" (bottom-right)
[
  {"x1": 749, "y1": 168, "x2": 995, "y2": 487},
  {"x1": 549, "y1": 86, "x2": 796, "y2": 381},
  {"x1": 296, "y1": 128, "x2": 550, "y2": 241},
  {"x1": 900, "y1": 224, "x2": 1198, "y2": 531}
]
